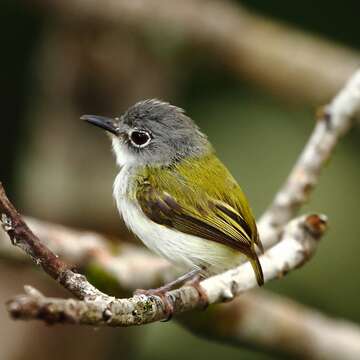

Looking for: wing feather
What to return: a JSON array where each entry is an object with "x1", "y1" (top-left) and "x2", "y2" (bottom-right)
[{"x1": 135, "y1": 155, "x2": 264, "y2": 285}]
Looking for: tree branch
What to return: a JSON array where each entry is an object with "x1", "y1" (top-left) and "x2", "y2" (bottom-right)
[
  {"x1": 3, "y1": 215, "x2": 360, "y2": 360},
  {"x1": 0, "y1": 185, "x2": 108, "y2": 302},
  {"x1": 258, "y1": 69, "x2": 360, "y2": 248},
  {"x1": 3, "y1": 214, "x2": 360, "y2": 359},
  {"x1": 2, "y1": 199, "x2": 325, "y2": 325}
]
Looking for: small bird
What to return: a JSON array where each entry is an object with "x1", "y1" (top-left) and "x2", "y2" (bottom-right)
[{"x1": 82, "y1": 100, "x2": 263, "y2": 311}]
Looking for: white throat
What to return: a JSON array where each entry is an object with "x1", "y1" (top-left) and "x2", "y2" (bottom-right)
[{"x1": 111, "y1": 137, "x2": 137, "y2": 167}]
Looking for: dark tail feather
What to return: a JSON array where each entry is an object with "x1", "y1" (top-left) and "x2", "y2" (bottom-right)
[
  {"x1": 250, "y1": 255, "x2": 264, "y2": 286},
  {"x1": 254, "y1": 232, "x2": 264, "y2": 254}
]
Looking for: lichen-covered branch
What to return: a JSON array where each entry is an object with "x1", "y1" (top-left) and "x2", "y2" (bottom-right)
[
  {"x1": 3, "y1": 206, "x2": 326, "y2": 325},
  {"x1": 4, "y1": 215, "x2": 360, "y2": 360}
]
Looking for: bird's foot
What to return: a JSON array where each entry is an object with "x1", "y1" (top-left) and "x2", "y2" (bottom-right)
[{"x1": 134, "y1": 287, "x2": 174, "y2": 321}]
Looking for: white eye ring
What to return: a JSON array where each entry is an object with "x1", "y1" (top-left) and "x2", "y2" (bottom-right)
[{"x1": 129, "y1": 129, "x2": 152, "y2": 148}]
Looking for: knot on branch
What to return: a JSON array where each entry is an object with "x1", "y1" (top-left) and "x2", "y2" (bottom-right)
[{"x1": 304, "y1": 214, "x2": 328, "y2": 239}]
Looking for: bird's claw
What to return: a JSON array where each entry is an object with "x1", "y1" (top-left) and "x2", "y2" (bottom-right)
[{"x1": 185, "y1": 276, "x2": 209, "y2": 310}]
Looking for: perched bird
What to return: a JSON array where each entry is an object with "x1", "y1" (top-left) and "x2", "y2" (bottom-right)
[{"x1": 82, "y1": 100, "x2": 263, "y2": 312}]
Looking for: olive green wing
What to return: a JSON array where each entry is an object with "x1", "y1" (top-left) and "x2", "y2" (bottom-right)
[{"x1": 136, "y1": 156, "x2": 264, "y2": 285}]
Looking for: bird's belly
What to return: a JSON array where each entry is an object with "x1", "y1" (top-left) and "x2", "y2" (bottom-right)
[{"x1": 118, "y1": 198, "x2": 246, "y2": 275}]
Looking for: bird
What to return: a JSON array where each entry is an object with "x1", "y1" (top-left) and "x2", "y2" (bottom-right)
[{"x1": 81, "y1": 99, "x2": 263, "y2": 314}]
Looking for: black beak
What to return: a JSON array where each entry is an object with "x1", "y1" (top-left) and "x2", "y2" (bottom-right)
[{"x1": 81, "y1": 115, "x2": 119, "y2": 135}]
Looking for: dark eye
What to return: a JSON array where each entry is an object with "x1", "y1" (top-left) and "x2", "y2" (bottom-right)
[{"x1": 129, "y1": 130, "x2": 151, "y2": 147}]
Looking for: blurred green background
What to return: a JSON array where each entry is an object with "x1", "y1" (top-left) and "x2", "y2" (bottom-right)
[{"x1": 1, "y1": 1, "x2": 359, "y2": 359}]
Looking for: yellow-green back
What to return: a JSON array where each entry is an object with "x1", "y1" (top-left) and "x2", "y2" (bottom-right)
[{"x1": 134, "y1": 151, "x2": 264, "y2": 285}]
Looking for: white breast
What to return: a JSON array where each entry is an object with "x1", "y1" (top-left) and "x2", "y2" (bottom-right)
[{"x1": 113, "y1": 167, "x2": 246, "y2": 275}]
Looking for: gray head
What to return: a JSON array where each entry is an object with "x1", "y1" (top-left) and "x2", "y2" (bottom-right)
[{"x1": 81, "y1": 99, "x2": 210, "y2": 166}]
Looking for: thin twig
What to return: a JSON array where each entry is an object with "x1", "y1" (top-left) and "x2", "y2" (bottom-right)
[
  {"x1": 0, "y1": 185, "x2": 108, "y2": 301},
  {"x1": 258, "y1": 69, "x2": 360, "y2": 248}
]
